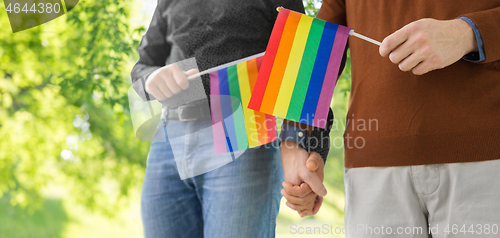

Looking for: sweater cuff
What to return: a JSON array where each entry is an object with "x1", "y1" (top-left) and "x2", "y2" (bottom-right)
[
  {"x1": 307, "y1": 109, "x2": 334, "y2": 163},
  {"x1": 458, "y1": 17, "x2": 485, "y2": 63},
  {"x1": 279, "y1": 123, "x2": 309, "y2": 151},
  {"x1": 462, "y1": 7, "x2": 500, "y2": 63},
  {"x1": 279, "y1": 109, "x2": 334, "y2": 163}
]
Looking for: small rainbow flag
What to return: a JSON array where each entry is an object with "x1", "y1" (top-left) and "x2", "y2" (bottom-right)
[
  {"x1": 248, "y1": 8, "x2": 350, "y2": 128},
  {"x1": 210, "y1": 56, "x2": 277, "y2": 153}
]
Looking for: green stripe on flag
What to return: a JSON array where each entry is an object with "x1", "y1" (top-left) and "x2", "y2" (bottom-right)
[
  {"x1": 286, "y1": 19, "x2": 326, "y2": 121},
  {"x1": 227, "y1": 65, "x2": 249, "y2": 150}
]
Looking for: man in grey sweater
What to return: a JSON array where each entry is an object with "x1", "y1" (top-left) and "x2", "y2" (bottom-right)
[{"x1": 131, "y1": 0, "x2": 331, "y2": 237}]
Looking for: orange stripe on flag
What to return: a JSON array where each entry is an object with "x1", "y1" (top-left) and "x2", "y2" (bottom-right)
[
  {"x1": 247, "y1": 59, "x2": 259, "y2": 93},
  {"x1": 247, "y1": 59, "x2": 269, "y2": 144},
  {"x1": 259, "y1": 11, "x2": 302, "y2": 115},
  {"x1": 255, "y1": 111, "x2": 269, "y2": 144}
]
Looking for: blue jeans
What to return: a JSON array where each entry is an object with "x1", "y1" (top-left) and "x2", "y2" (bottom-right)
[{"x1": 141, "y1": 118, "x2": 283, "y2": 238}]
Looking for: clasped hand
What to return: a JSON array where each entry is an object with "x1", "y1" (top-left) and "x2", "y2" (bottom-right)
[
  {"x1": 280, "y1": 140, "x2": 326, "y2": 217},
  {"x1": 145, "y1": 64, "x2": 199, "y2": 101}
]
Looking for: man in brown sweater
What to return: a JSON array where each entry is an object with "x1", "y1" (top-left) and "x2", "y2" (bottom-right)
[{"x1": 282, "y1": 1, "x2": 500, "y2": 236}]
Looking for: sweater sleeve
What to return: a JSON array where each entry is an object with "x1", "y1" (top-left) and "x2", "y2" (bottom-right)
[
  {"x1": 462, "y1": 7, "x2": 500, "y2": 63},
  {"x1": 130, "y1": 2, "x2": 171, "y2": 101},
  {"x1": 316, "y1": 0, "x2": 347, "y2": 26}
]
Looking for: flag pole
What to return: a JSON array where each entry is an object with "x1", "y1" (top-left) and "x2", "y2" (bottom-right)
[
  {"x1": 187, "y1": 52, "x2": 265, "y2": 80},
  {"x1": 349, "y1": 30, "x2": 382, "y2": 46}
]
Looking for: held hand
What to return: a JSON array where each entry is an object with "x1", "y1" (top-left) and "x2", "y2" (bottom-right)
[
  {"x1": 281, "y1": 152, "x2": 325, "y2": 217},
  {"x1": 282, "y1": 182, "x2": 324, "y2": 217},
  {"x1": 379, "y1": 18, "x2": 477, "y2": 75},
  {"x1": 145, "y1": 64, "x2": 199, "y2": 101},
  {"x1": 280, "y1": 141, "x2": 327, "y2": 196}
]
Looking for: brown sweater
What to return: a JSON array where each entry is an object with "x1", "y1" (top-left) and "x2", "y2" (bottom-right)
[{"x1": 317, "y1": 0, "x2": 500, "y2": 168}]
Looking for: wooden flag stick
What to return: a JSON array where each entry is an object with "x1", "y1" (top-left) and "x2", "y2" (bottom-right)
[
  {"x1": 349, "y1": 30, "x2": 382, "y2": 46},
  {"x1": 187, "y1": 52, "x2": 265, "y2": 80}
]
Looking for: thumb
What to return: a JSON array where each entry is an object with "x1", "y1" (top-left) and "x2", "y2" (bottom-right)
[
  {"x1": 311, "y1": 196, "x2": 323, "y2": 215},
  {"x1": 306, "y1": 155, "x2": 322, "y2": 172},
  {"x1": 186, "y1": 68, "x2": 200, "y2": 80},
  {"x1": 303, "y1": 172, "x2": 327, "y2": 197}
]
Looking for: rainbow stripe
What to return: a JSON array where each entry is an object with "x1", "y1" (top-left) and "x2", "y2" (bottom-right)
[
  {"x1": 210, "y1": 56, "x2": 277, "y2": 153},
  {"x1": 248, "y1": 8, "x2": 350, "y2": 128}
]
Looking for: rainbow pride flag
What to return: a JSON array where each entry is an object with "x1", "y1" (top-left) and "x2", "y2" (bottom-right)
[
  {"x1": 248, "y1": 8, "x2": 350, "y2": 128},
  {"x1": 210, "y1": 56, "x2": 277, "y2": 153}
]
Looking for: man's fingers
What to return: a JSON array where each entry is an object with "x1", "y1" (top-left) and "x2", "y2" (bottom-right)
[
  {"x1": 306, "y1": 154, "x2": 323, "y2": 172},
  {"x1": 411, "y1": 61, "x2": 433, "y2": 75},
  {"x1": 155, "y1": 75, "x2": 174, "y2": 98},
  {"x1": 308, "y1": 152, "x2": 324, "y2": 184},
  {"x1": 282, "y1": 181, "x2": 294, "y2": 191},
  {"x1": 398, "y1": 53, "x2": 425, "y2": 72},
  {"x1": 170, "y1": 65, "x2": 190, "y2": 90},
  {"x1": 298, "y1": 209, "x2": 313, "y2": 217},
  {"x1": 282, "y1": 182, "x2": 313, "y2": 197},
  {"x1": 312, "y1": 196, "x2": 323, "y2": 215},
  {"x1": 380, "y1": 25, "x2": 409, "y2": 57},
  {"x1": 147, "y1": 84, "x2": 167, "y2": 101},
  {"x1": 286, "y1": 200, "x2": 315, "y2": 213},
  {"x1": 281, "y1": 188, "x2": 317, "y2": 206},
  {"x1": 303, "y1": 172, "x2": 327, "y2": 197},
  {"x1": 388, "y1": 40, "x2": 418, "y2": 65},
  {"x1": 145, "y1": 66, "x2": 199, "y2": 101},
  {"x1": 186, "y1": 68, "x2": 200, "y2": 79},
  {"x1": 162, "y1": 70, "x2": 183, "y2": 94},
  {"x1": 299, "y1": 196, "x2": 324, "y2": 217}
]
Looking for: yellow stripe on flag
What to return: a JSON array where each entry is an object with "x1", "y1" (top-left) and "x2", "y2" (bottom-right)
[
  {"x1": 237, "y1": 62, "x2": 260, "y2": 148},
  {"x1": 273, "y1": 15, "x2": 313, "y2": 117}
]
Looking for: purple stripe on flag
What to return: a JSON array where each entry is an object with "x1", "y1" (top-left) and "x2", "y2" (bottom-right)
[
  {"x1": 313, "y1": 25, "x2": 351, "y2": 128},
  {"x1": 209, "y1": 72, "x2": 227, "y2": 153}
]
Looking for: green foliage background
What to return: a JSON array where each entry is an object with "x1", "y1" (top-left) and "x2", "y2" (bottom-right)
[{"x1": 0, "y1": 0, "x2": 351, "y2": 237}]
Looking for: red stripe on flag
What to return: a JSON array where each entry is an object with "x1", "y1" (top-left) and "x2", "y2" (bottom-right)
[
  {"x1": 259, "y1": 10, "x2": 302, "y2": 114},
  {"x1": 248, "y1": 9, "x2": 290, "y2": 111},
  {"x1": 256, "y1": 55, "x2": 264, "y2": 71},
  {"x1": 265, "y1": 114, "x2": 277, "y2": 142}
]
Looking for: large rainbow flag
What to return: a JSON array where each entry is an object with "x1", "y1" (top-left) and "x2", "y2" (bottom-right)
[
  {"x1": 248, "y1": 8, "x2": 350, "y2": 128},
  {"x1": 210, "y1": 56, "x2": 277, "y2": 153}
]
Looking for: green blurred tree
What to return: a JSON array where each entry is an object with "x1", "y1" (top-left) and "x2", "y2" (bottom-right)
[{"x1": 0, "y1": 0, "x2": 149, "y2": 216}]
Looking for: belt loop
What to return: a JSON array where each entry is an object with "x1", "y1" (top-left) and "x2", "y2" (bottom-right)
[{"x1": 163, "y1": 106, "x2": 168, "y2": 126}]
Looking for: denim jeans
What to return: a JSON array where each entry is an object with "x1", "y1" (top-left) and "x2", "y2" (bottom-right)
[{"x1": 141, "y1": 118, "x2": 283, "y2": 238}]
